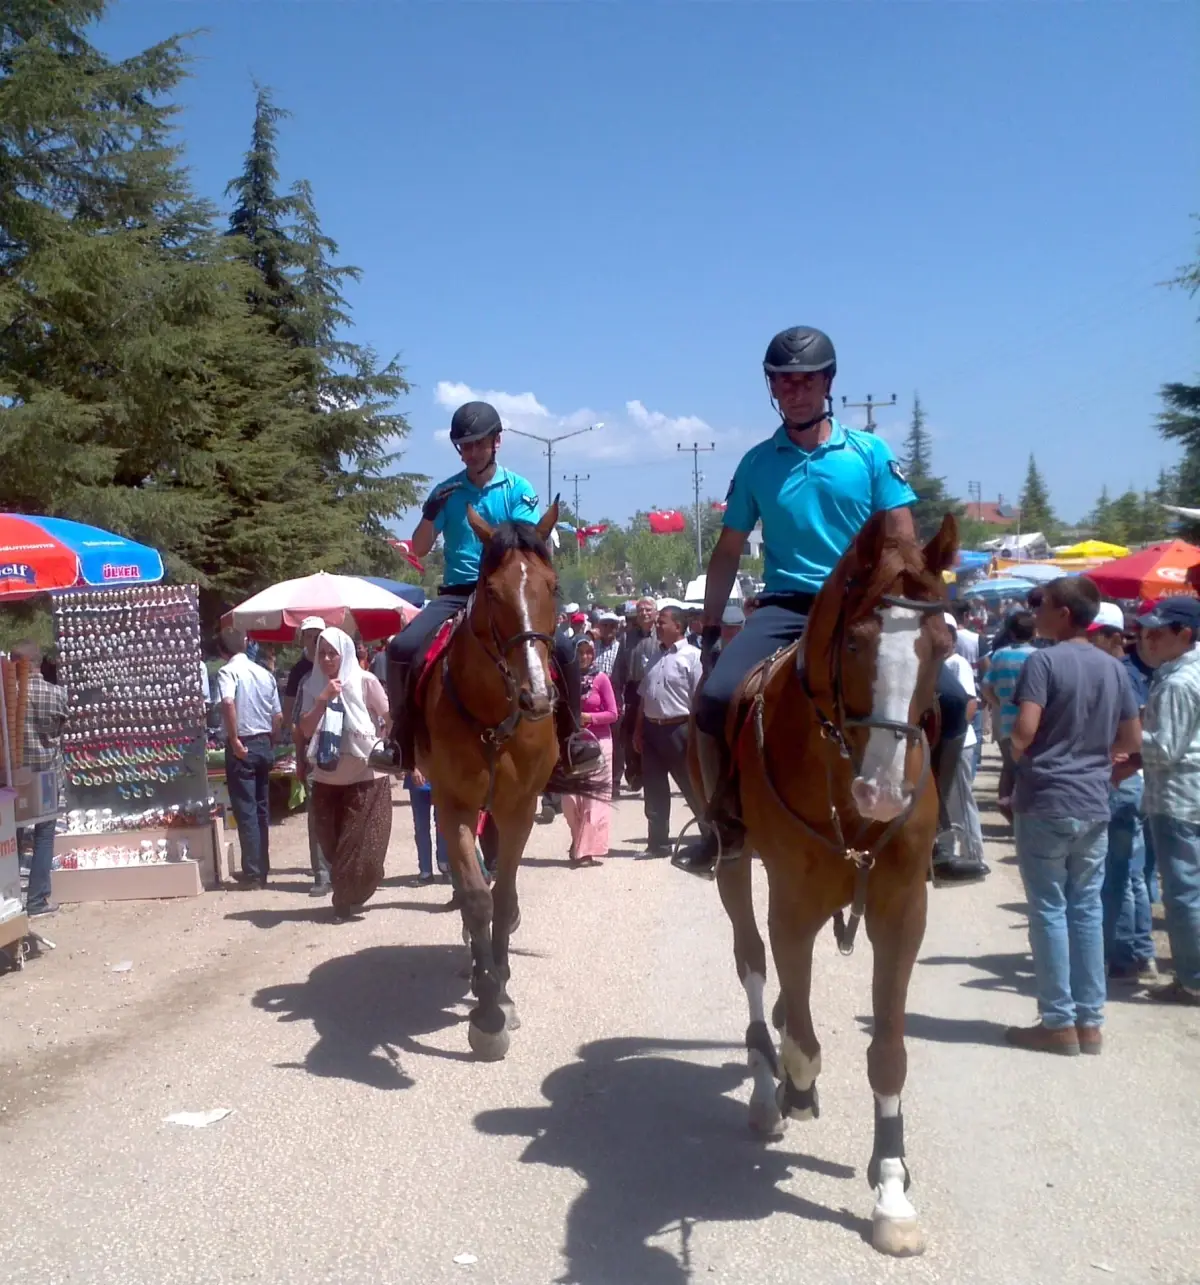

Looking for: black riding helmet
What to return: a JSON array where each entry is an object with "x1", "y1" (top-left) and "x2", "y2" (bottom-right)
[
  {"x1": 449, "y1": 400, "x2": 503, "y2": 445},
  {"x1": 763, "y1": 326, "x2": 837, "y2": 380}
]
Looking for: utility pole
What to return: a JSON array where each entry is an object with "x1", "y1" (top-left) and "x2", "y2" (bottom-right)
[
  {"x1": 563, "y1": 472, "x2": 589, "y2": 563},
  {"x1": 840, "y1": 393, "x2": 897, "y2": 434},
  {"x1": 967, "y1": 480, "x2": 982, "y2": 520},
  {"x1": 678, "y1": 441, "x2": 715, "y2": 574},
  {"x1": 505, "y1": 422, "x2": 605, "y2": 510}
]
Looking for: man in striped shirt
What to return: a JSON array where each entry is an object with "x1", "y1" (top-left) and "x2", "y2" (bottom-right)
[{"x1": 981, "y1": 609, "x2": 1037, "y2": 819}]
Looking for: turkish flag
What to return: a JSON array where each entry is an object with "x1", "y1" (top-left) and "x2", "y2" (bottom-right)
[
  {"x1": 647, "y1": 510, "x2": 686, "y2": 534},
  {"x1": 389, "y1": 538, "x2": 425, "y2": 575},
  {"x1": 710, "y1": 501, "x2": 727, "y2": 512}
]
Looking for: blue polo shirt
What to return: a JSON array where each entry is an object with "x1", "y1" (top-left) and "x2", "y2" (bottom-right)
[
  {"x1": 430, "y1": 465, "x2": 540, "y2": 586},
  {"x1": 723, "y1": 419, "x2": 917, "y2": 595}
]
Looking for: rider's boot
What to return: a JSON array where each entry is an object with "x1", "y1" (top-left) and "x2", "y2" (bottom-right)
[
  {"x1": 695, "y1": 728, "x2": 746, "y2": 860},
  {"x1": 369, "y1": 660, "x2": 413, "y2": 775}
]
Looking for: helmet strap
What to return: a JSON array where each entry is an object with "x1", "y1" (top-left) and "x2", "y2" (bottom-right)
[{"x1": 764, "y1": 375, "x2": 835, "y2": 435}]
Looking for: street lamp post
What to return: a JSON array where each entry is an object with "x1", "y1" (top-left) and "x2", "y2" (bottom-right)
[{"x1": 504, "y1": 422, "x2": 605, "y2": 513}]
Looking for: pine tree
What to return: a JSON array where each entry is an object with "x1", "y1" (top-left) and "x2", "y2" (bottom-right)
[
  {"x1": 1156, "y1": 226, "x2": 1200, "y2": 541},
  {"x1": 1092, "y1": 486, "x2": 1113, "y2": 539},
  {"x1": 224, "y1": 92, "x2": 421, "y2": 575},
  {"x1": 1018, "y1": 454, "x2": 1058, "y2": 541},
  {"x1": 898, "y1": 393, "x2": 960, "y2": 541},
  {"x1": 901, "y1": 393, "x2": 932, "y2": 478}
]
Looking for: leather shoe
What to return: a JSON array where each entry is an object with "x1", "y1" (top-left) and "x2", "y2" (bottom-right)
[
  {"x1": 1004, "y1": 1022, "x2": 1080, "y2": 1056},
  {"x1": 1075, "y1": 1024, "x2": 1103, "y2": 1055}
]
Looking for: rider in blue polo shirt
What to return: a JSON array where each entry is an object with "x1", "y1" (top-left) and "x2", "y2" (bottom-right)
[
  {"x1": 384, "y1": 400, "x2": 600, "y2": 779},
  {"x1": 692, "y1": 326, "x2": 918, "y2": 862}
]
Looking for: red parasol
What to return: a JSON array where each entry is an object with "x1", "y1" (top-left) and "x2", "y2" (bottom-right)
[{"x1": 1083, "y1": 540, "x2": 1200, "y2": 601}]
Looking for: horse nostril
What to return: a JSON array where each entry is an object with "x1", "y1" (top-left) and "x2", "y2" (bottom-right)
[{"x1": 518, "y1": 690, "x2": 535, "y2": 712}]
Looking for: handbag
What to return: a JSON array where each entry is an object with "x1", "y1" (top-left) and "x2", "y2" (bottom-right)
[{"x1": 315, "y1": 696, "x2": 344, "y2": 771}]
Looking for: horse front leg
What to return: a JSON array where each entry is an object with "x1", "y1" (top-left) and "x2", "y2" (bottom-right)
[
  {"x1": 717, "y1": 855, "x2": 781, "y2": 1136},
  {"x1": 439, "y1": 800, "x2": 507, "y2": 1061},
  {"x1": 767, "y1": 884, "x2": 825, "y2": 1125},
  {"x1": 489, "y1": 798, "x2": 537, "y2": 1036},
  {"x1": 864, "y1": 868, "x2": 928, "y2": 1257}
]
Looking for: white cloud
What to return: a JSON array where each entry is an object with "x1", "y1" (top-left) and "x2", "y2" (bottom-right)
[{"x1": 432, "y1": 381, "x2": 734, "y2": 462}]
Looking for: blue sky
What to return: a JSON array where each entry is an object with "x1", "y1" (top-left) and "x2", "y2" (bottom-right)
[{"x1": 100, "y1": 1, "x2": 1198, "y2": 533}]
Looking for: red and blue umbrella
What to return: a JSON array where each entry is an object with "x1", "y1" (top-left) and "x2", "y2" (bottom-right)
[{"x1": 0, "y1": 514, "x2": 164, "y2": 601}]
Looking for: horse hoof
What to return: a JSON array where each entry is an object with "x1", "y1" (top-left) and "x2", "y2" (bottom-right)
[
  {"x1": 872, "y1": 1216, "x2": 927, "y2": 1258},
  {"x1": 468, "y1": 1022, "x2": 511, "y2": 1062},
  {"x1": 747, "y1": 1095, "x2": 785, "y2": 1138},
  {"x1": 500, "y1": 1000, "x2": 521, "y2": 1031},
  {"x1": 776, "y1": 1079, "x2": 818, "y2": 1122}
]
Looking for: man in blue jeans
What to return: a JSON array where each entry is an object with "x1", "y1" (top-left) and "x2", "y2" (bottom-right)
[
  {"x1": 13, "y1": 641, "x2": 67, "y2": 918},
  {"x1": 1008, "y1": 577, "x2": 1141, "y2": 1055},
  {"x1": 1137, "y1": 596, "x2": 1200, "y2": 1007},
  {"x1": 1087, "y1": 603, "x2": 1158, "y2": 984},
  {"x1": 216, "y1": 628, "x2": 282, "y2": 889}
]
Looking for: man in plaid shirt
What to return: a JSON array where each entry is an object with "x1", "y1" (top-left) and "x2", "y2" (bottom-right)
[{"x1": 15, "y1": 640, "x2": 67, "y2": 917}]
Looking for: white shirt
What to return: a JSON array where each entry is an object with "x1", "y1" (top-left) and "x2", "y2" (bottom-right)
[
  {"x1": 955, "y1": 628, "x2": 980, "y2": 670},
  {"x1": 216, "y1": 651, "x2": 281, "y2": 737},
  {"x1": 944, "y1": 653, "x2": 978, "y2": 749},
  {"x1": 639, "y1": 639, "x2": 702, "y2": 720}
]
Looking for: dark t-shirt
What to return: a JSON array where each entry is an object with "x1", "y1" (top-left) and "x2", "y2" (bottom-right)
[
  {"x1": 285, "y1": 656, "x2": 313, "y2": 700},
  {"x1": 936, "y1": 663, "x2": 969, "y2": 740},
  {"x1": 1012, "y1": 642, "x2": 1138, "y2": 820}
]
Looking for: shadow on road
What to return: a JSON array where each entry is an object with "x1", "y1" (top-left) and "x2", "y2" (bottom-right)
[
  {"x1": 224, "y1": 898, "x2": 427, "y2": 930},
  {"x1": 856, "y1": 1011, "x2": 1010, "y2": 1046},
  {"x1": 475, "y1": 1036, "x2": 865, "y2": 1284},
  {"x1": 253, "y1": 944, "x2": 473, "y2": 1089},
  {"x1": 918, "y1": 949, "x2": 1034, "y2": 996}
]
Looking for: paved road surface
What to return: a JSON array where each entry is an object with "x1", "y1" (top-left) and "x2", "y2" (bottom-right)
[{"x1": 2, "y1": 753, "x2": 1197, "y2": 1285}]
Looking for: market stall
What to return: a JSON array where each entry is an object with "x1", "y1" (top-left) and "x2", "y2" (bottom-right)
[{"x1": 1083, "y1": 540, "x2": 1200, "y2": 602}]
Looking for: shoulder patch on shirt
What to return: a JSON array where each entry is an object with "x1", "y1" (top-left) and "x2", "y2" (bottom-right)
[
  {"x1": 517, "y1": 491, "x2": 538, "y2": 510},
  {"x1": 889, "y1": 460, "x2": 908, "y2": 484}
]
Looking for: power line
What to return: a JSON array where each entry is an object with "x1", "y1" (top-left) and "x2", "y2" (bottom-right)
[
  {"x1": 563, "y1": 472, "x2": 590, "y2": 563},
  {"x1": 677, "y1": 441, "x2": 715, "y2": 574},
  {"x1": 840, "y1": 393, "x2": 897, "y2": 434},
  {"x1": 505, "y1": 421, "x2": 604, "y2": 507}
]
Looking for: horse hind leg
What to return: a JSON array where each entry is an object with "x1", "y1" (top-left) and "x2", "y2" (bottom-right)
[{"x1": 717, "y1": 857, "x2": 782, "y2": 1137}]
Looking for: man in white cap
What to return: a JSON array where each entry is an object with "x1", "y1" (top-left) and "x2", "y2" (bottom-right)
[{"x1": 286, "y1": 617, "x2": 332, "y2": 895}]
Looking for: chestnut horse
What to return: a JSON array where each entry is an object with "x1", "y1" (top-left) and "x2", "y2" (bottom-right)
[
  {"x1": 703, "y1": 511, "x2": 956, "y2": 1256},
  {"x1": 421, "y1": 501, "x2": 569, "y2": 1061}
]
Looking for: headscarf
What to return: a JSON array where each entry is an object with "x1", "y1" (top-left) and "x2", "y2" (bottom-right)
[
  {"x1": 307, "y1": 626, "x2": 378, "y2": 763},
  {"x1": 575, "y1": 634, "x2": 597, "y2": 696}
]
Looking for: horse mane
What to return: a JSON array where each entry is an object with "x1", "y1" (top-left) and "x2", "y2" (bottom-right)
[{"x1": 479, "y1": 521, "x2": 554, "y2": 578}]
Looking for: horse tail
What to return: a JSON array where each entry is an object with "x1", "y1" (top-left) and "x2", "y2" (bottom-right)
[{"x1": 543, "y1": 761, "x2": 611, "y2": 802}]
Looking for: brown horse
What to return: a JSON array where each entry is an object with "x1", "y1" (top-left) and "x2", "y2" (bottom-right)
[
  {"x1": 420, "y1": 501, "x2": 566, "y2": 1061},
  {"x1": 703, "y1": 511, "x2": 956, "y2": 1256}
]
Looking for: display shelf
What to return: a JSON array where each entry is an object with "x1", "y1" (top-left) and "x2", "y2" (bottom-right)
[
  {"x1": 51, "y1": 859, "x2": 202, "y2": 903},
  {"x1": 54, "y1": 820, "x2": 221, "y2": 888}
]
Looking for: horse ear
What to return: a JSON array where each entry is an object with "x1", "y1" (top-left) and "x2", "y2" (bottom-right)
[
  {"x1": 466, "y1": 505, "x2": 494, "y2": 544},
  {"x1": 851, "y1": 510, "x2": 889, "y2": 566},
  {"x1": 535, "y1": 496, "x2": 560, "y2": 544},
  {"x1": 922, "y1": 512, "x2": 959, "y2": 576}
]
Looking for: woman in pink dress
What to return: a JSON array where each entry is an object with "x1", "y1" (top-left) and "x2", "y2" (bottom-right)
[{"x1": 563, "y1": 637, "x2": 618, "y2": 864}]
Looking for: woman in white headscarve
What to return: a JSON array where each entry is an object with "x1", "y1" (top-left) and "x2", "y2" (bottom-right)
[{"x1": 296, "y1": 627, "x2": 392, "y2": 916}]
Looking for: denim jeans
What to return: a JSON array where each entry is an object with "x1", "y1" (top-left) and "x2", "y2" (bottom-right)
[
  {"x1": 970, "y1": 711, "x2": 984, "y2": 779},
  {"x1": 225, "y1": 734, "x2": 273, "y2": 881},
  {"x1": 1142, "y1": 814, "x2": 1161, "y2": 905},
  {"x1": 1146, "y1": 814, "x2": 1200, "y2": 991},
  {"x1": 305, "y1": 793, "x2": 331, "y2": 885},
  {"x1": 1013, "y1": 813, "x2": 1109, "y2": 1028},
  {"x1": 407, "y1": 783, "x2": 448, "y2": 876},
  {"x1": 26, "y1": 817, "x2": 56, "y2": 912},
  {"x1": 1101, "y1": 775, "x2": 1154, "y2": 968}
]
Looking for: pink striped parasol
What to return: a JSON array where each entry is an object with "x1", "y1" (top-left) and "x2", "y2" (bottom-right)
[{"x1": 223, "y1": 572, "x2": 421, "y2": 642}]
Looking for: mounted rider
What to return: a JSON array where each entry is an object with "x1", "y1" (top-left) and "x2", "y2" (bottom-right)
[
  {"x1": 694, "y1": 326, "x2": 919, "y2": 853},
  {"x1": 383, "y1": 400, "x2": 602, "y2": 779}
]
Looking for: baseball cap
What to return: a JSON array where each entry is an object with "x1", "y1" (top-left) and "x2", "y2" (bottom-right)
[
  {"x1": 597, "y1": 610, "x2": 621, "y2": 623},
  {"x1": 1086, "y1": 602, "x2": 1125, "y2": 633},
  {"x1": 570, "y1": 611, "x2": 587, "y2": 624},
  {"x1": 722, "y1": 604, "x2": 745, "y2": 627},
  {"x1": 942, "y1": 611, "x2": 958, "y2": 631},
  {"x1": 1136, "y1": 597, "x2": 1200, "y2": 630},
  {"x1": 298, "y1": 616, "x2": 326, "y2": 634},
  {"x1": 563, "y1": 601, "x2": 580, "y2": 614}
]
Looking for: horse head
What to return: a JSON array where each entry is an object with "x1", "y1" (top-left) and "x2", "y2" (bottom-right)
[
  {"x1": 804, "y1": 511, "x2": 957, "y2": 823},
  {"x1": 466, "y1": 498, "x2": 561, "y2": 721}
]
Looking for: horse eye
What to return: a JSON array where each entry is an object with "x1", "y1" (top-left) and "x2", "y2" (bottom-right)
[{"x1": 846, "y1": 641, "x2": 858, "y2": 655}]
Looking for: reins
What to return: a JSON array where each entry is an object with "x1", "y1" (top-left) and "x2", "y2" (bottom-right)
[
  {"x1": 440, "y1": 581, "x2": 557, "y2": 814},
  {"x1": 752, "y1": 589, "x2": 943, "y2": 955}
]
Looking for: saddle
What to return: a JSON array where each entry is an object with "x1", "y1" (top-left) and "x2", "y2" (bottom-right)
[{"x1": 724, "y1": 640, "x2": 801, "y2": 760}]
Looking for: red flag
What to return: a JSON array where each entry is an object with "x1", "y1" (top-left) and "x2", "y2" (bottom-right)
[
  {"x1": 388, "y1": 537, "x2": 425, "y2": 575},
  {"x1": 647, "y1": 509, "x2": 685, "y2": 534},
  {"x1": 710, "y1": 501, "x2": 727, "y2": 512}
]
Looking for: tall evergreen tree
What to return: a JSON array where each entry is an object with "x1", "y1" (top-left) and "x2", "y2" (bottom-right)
[
  {"x1": 224, "y1": 92, "x2": 420, "y2": 573},
  {"x1": 898, "y1": 392, "x2": 960, "y2": 540},
  {"x1": 1156, "y1": 228, "x2": 1200, "y2": 540},
  {"x1": 1018, "y1": 454, "x2": 1058, "y2": 540}
]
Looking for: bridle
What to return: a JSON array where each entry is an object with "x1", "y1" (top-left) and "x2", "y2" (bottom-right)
[
  {"x1": 753, "y1": 587, "x2": 946, "y2": 955},
  {"x1": 440, "y1": 574, "x2": 558, "y2": 812}
]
